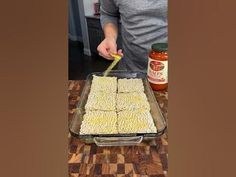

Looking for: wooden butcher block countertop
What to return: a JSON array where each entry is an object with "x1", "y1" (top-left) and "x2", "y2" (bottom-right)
[{"x1": 68, "y1": 80, "x2": 168, "y2": 177}]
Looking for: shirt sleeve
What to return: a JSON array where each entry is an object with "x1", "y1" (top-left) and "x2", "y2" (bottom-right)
[{"x1": 100, "y1": 0, "x2": 119, "y2": 29}]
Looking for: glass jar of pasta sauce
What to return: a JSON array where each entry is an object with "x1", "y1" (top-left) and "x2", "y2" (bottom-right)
[{"x1": 147, "y1": 43, "x2": 168, "y2": 91}]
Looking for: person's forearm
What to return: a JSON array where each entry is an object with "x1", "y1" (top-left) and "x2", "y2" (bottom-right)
[
  {"x1": 97, "y1": 22, "x2": 123, "y2": 59},
  {"x1": 103, "y1": 23, "x2": 118, "y2": 41}
]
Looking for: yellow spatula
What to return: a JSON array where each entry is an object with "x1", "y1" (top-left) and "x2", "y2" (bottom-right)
[{"x1": 103, "y1": 53, "x2": 122, "y2": 77}]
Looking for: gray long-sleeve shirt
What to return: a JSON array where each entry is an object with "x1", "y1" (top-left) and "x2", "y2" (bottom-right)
[{"x1": 100, "y1": 0, "x2": 168, "y2": 72}]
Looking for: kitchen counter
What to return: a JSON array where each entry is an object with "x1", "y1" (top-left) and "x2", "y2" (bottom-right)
[{"x1": 68, "y1": 80, "x2": 168, "y2": 176}]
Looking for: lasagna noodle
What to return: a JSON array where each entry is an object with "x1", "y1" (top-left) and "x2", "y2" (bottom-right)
[
  {"x1": 118, "y1": 78, "x2": 144, "y2": 93},
  {"x1": 118, "y1": 110, "x2": 157, "y2": 133},
  {"x1": 116, "y1": 92, "x2": 150, "y2": 111},
  {"x1": 80, "y1": 111, "x2": 118, "y2": 134},
  {"x1": 85, "y1": 91, "x2": 116, "y2": 111},
  {"x1": 90, "y1": 75, "x2": 117, "y2": 93}
]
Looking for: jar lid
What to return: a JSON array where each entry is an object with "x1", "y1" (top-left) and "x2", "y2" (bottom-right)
[{"x1": 152, "y1": 43, "x2": 168, "y2": 52}]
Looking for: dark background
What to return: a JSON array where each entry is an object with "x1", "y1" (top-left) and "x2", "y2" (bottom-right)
[
  {"x1": 68, "y1": 0, "x2": 109, "y2": 80},
  {"x1": 69, "y1": 40, "x2": 111, "y2": 80},
  {"x1": 68, "y1": 0, "x2": 122, "y2": 80}
]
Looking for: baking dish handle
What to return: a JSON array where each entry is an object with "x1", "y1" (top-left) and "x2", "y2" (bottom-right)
[{"x1": 93, "y1": 136, "x2": 143, "y2": 146}]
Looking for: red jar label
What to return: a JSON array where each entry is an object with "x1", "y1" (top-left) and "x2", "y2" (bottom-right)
[{"x1": 147, "y1": 58, "x2": 168, "y2": 84}]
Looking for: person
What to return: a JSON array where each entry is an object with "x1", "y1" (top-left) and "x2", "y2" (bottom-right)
[{"x1": 97, "y1": 0, "x2": 168, "y2": 71}]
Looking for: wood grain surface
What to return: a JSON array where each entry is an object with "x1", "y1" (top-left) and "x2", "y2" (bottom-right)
[{"x1": 68, "y1": 80, "x2": 168, "y2": 177}]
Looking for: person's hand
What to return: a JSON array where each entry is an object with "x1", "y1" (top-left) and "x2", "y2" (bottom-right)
[{"x1": 97, "y1": 37, "x2": 123, "y2": 60}]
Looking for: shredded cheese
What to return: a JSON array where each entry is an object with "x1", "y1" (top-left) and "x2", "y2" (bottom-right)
[
  {"x1": 118, "y1": 110, "x2": 157, "y2": 133},
  {"x1": 118, "y1": 78, "x2": 144, "y2": 93},
  {"x1": 116, "y1": 92, "x2": 150, "y2": 111},
  {"x1": 90, "y1": 75, "x2": 117, "y2": 93},
  {"x1": 85, "y1": 91, "x2": 116, "y2": 111},
  {"x1": 80, "y1": 111, "x2": 118, "y2": 134}
]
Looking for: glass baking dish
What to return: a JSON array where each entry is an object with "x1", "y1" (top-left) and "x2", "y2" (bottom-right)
[{"x1": 69, "y1": 70, "x2": 167, "y2": 146}]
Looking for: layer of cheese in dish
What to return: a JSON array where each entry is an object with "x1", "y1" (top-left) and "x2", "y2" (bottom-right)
[
  {"x1": 118, "y1": 110, "x2": 157, "y2": 133},
  {"x1": 80, "y1": 111, "x2": 118, "y2": 134},
  {"x1": 85, "y1": 91, "x2": 116, "y2": 111},
  {"x1": 90, "y1": 75, "x2": 117, "y2": 93},
  {"x1": 118, "y1": 78, "x2": 144, "y2": 93},
  {"x1": 116, "y1": 92, "x2": 150, "y2": 111}
]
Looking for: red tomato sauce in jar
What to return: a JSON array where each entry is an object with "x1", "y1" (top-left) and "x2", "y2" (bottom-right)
[{"x1": 147, "y1": 43, "x2": 168, "y2": 91}]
